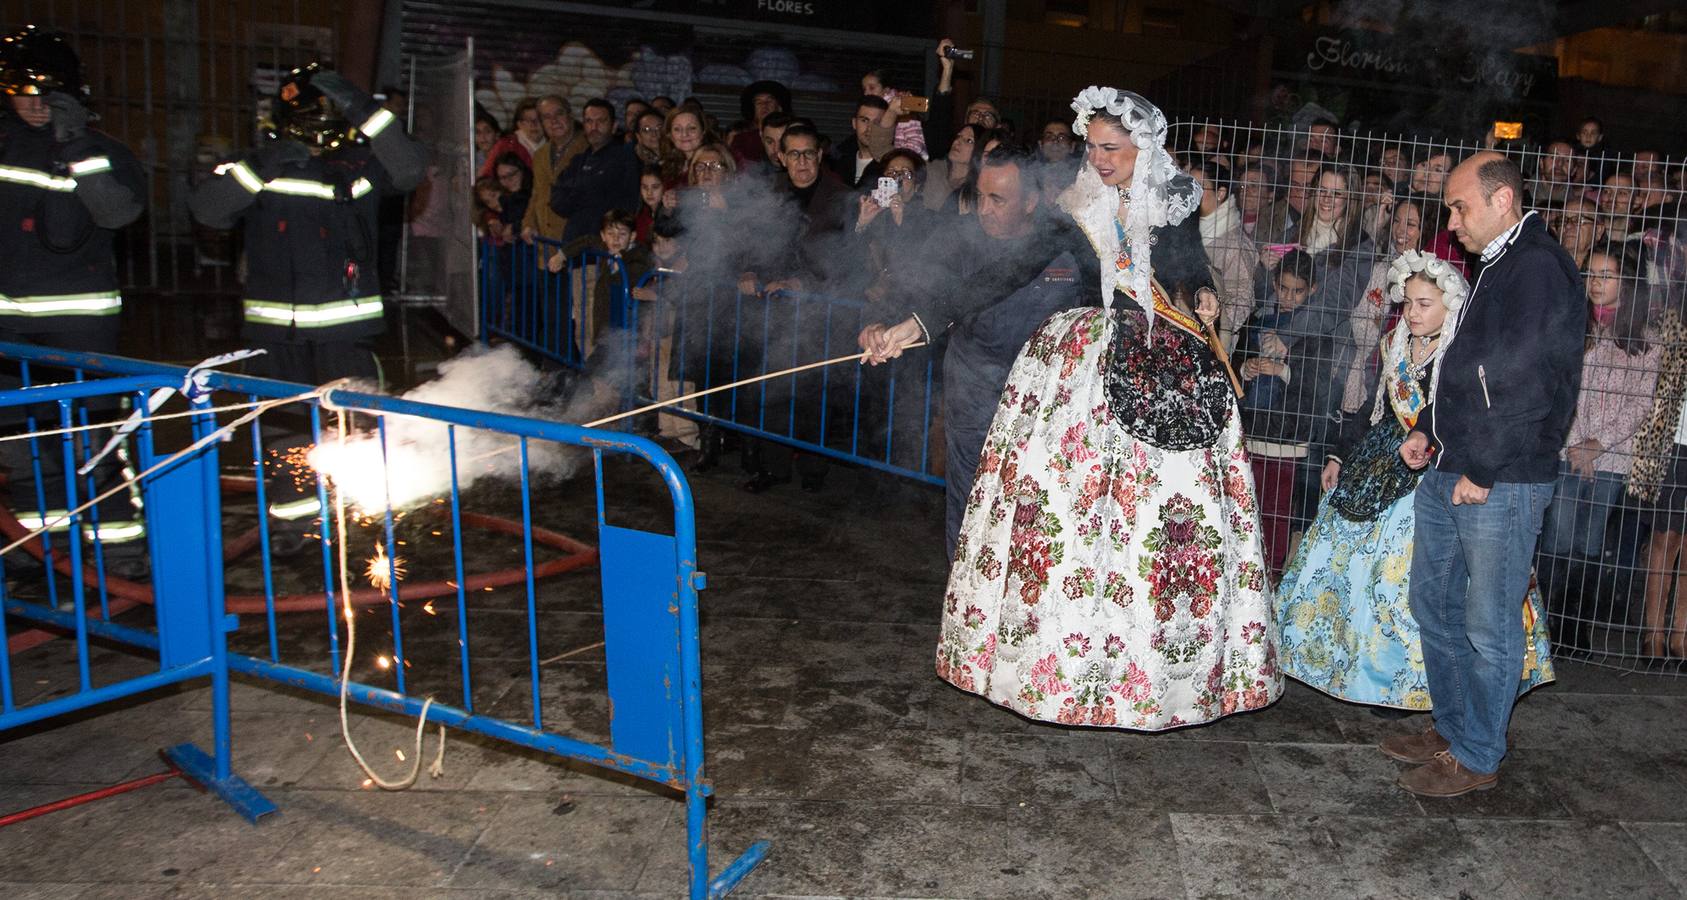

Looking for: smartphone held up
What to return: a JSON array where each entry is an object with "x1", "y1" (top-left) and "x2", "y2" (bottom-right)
[{"x1": 871, "y1": 177, "x2": 899, "y2": 208}]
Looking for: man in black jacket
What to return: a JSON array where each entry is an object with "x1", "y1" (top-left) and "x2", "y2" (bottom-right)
[
  {"x1": 549, "y1": 98, "x2": 639, "y2": 244},
  {"x1": 738, "y1": 124, "x2": 855, "y2": 494},
  {"x1": 1386, "y1": 152, "x2": 1584, "y2": 798},
  {"x1": 826, "y1": 95, "x2": 894, "y2": 189},
  {"x1": 859, "y1": 147, "x2": 1100, "y2": 557}
]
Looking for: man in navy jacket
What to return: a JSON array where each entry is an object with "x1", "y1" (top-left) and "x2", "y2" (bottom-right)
[
  {"x1": 860, "y1": 149, "x2": 1100, "y2": 558},
  {"x1": 549, "y1": 98, "x2": 639, "y2": 244},
  {"x1": 1386, "y1": 152, "x2": 1584, "y2": 797}
]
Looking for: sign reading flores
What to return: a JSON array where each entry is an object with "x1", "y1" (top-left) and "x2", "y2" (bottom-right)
[
  {"x1": 754, "y1": 0, "x2": 817, "y2": 14},
  {"x1": 1304, "y1": 34, "x2": 1540, "y2": 98}
]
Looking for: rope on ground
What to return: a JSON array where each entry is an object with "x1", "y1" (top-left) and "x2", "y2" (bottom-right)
[
  {"x1": 328, "y1": 404, "x2": 447, "y2": 789},
  {"x1": 538, "y1": 641, "x2": 606, "y2": 666}
]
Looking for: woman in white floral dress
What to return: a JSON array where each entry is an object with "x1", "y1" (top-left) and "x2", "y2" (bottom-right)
[{"x1": 936, "y1": 87, "x2": 1283, "y2": 729}]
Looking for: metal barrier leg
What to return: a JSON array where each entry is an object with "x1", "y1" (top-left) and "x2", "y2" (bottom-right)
[
  {"x1": 709, "y1": 839, "x2": 772, "y2": 899},
  {"x1": 164, "y1": 743, "x2": 276, "y2": 824},
  {"x1": 146, "y1": 414, "x2": 277, "y2": 824}
]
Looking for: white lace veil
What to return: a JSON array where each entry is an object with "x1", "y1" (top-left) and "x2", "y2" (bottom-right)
[
  {"x1": 1061, "y1": 87, "x2": 1202, "y2": 321},
  {"x1": 1370, "y1": 249, "x2": 1469, "y2": 426}
]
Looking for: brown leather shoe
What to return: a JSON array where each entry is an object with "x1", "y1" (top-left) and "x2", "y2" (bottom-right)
[
  {"x1": 1379, "y1": 723, "x2": 1450, "y2": 765},
  {"x1": 1397, "y1": 750, "x2": 1499, "y2": 798}
]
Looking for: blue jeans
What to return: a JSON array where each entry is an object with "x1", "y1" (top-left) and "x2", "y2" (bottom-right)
[
  {"x1": 1409, "y1": 469, "x2": 1552, "y2": 774},
  {"x1": 1541, "y1": 464, "x2": 1625, "y2": 558}
]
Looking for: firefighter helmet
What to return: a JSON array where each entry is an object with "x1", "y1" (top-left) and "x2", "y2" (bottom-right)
[
  {"x1": 0, "y1": 26, "x2": 88, "y2": 101},
  {"x1": 267, "y1": 62, "x2": 358, "y2": 151}
]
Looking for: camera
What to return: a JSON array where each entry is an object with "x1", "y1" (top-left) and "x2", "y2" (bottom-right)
[{"x1": 943, "y1": 46, "x2": 975, "y2": 61}]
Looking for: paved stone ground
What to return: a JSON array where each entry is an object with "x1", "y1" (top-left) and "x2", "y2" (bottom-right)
[{"x1": 3, "y1": 452, "x2": 1687, "y2": 899}]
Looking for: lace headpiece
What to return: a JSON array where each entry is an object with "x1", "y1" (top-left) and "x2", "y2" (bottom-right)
[
  {"x1": 1061, "y1": 87, "x2": 1201, "y2": 321},
  {"x1": 1371, "y1": 249, "x2": 1470, "y2": 426}
]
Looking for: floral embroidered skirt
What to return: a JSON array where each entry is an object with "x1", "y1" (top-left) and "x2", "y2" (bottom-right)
[
  {"x1": 936, "y1": 308, "x2": 1284, "y2": 730},
  {"x1": 1276, "y1": 493, "x2": 1556, "y2": 709}
]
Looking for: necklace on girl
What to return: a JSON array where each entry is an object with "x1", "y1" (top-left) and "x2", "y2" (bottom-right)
[{"x1": 1410, "y1": 332, "x2": 1440, "y2": 358}]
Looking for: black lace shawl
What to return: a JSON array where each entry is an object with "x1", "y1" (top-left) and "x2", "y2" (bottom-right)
[{"x1": 1104, "y1": 218, "x2": 1232, "y2": 450}]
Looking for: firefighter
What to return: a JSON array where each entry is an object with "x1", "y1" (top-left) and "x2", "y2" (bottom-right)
[
  {"x1": 0, "y1": 26, "x2": 148, "y2": 558},
  {"x1": 189, "y1": 63, "x2": 426, "y2": 548}
]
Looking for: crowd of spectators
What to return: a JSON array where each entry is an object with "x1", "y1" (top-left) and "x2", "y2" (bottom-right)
[{"x1": 461, "y1": 40, "x2": 1687, "y2": 657}]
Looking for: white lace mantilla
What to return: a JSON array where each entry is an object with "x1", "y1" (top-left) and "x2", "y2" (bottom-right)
[{"x1": 1059, "y1": 86, "x2": 1201, "y2": 322}]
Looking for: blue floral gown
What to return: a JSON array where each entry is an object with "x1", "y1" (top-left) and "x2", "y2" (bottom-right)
[{"x1": 1274, "y1": 353, "x2": 1555, "y2": 709}]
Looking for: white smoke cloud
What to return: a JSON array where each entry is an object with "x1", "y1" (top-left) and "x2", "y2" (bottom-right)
[{"x1": 308, "y1": 343, "x2": 573, "y2": 514}]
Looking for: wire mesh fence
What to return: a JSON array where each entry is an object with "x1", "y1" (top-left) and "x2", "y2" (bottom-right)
[
  {"x1": 1157, "y1": 120, "x2": 1687, "y2": 675},
  {"x1": 471, "y1": 116, "x2": 1687, "y2": 677}
]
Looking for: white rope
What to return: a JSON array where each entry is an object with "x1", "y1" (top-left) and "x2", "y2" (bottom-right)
[
  {"x1": 0, "y1": 386, "x2": 328, "y2": 557},
  {"x1": 78, "y1": 350, "x2": 269, "y2": 477},
  {"x1": 538, "y1": 641, "x2": 606, "y2": 666},
  {"x1": 0, "y1": 397, "x2": 281, "y2": 445},
  {"x1": 330, "y1": 405, "x2": 447, "y2": 789}
]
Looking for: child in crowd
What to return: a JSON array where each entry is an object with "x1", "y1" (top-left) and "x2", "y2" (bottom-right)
[
  {"x1": 473, "y1": 176, "x2": 508, "y2": 244},
  {"x1": 549, "y1": 210, "x2": 657, "y2": 426},
  {"x1": 860, "y1": 69, "x2": 928, "y2": 160},
  {"x1": 549, "y1": 209, "x2": 650, "y2": 350},
  {"x1": 490, "y1": 153, "x2": 532, "y2": 243},
  {"x1": 634, "y1": 164, "x2": 665, "y2": 245},
  {"x1": 637, "y1": 218, "x2": 701, "y2": 451},
  {"x1": 1234, "y1": 250, "x2": 1340, "y2": 573}
]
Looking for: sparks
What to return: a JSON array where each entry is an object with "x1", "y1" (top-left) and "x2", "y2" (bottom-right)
[
  {"x1": 422, "y1": 600, "x2": 437, "y2": 616},
  {"x1": 365, "y1": 544, "x2": 407, "y2": 592},
  {"x1": 305, "y1": 425, "x2": 459, "y2": 513},
  {"x1": 375, "y1": 655, "x2": 391, "y2": 670}
]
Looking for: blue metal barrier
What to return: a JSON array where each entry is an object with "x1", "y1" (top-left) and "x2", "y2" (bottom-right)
[
  {"x1": 0, "y1": 373, "x2": 277, "y2": 823},
  {"x1": 640, "y1": 273, "x2": 944, "y2": 486},
  {"x1": 477, "y1": 238, "x2": 943, "y2": 483},
  {"x1": 0, "y1": 342, "x2": 767, "y2": 899},
  {"x1": 479, "y1": 238, "x2": 632, "y2": 374}
]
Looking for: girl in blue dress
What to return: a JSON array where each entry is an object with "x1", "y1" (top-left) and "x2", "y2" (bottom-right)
[{"x1": 1275, "y1": 250, "x2": 1555, "y2": 709}]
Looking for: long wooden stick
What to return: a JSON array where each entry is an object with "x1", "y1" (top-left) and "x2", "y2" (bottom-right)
[
  {"x1": 1203, "y1": 319, "x2": 1246, "y2": 399},
  {"x1": 459, "y1": 340, "x2": 931, "y2": 465},
  {"x1": 581, "y1": 341, "x2": 929, "y2": 430}
]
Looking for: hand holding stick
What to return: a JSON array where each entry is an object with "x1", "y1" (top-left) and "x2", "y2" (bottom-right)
[{"x1": 1192, "y1": 290, "x2": 1243, "y2": 399}]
